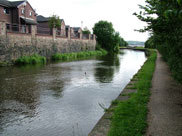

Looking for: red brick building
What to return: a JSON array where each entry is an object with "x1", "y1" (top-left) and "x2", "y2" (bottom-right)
[
  {"x1": 0, "y1": 0, "x2": 37, "y2": 33},
  {"x1": 37, "y1": 15, "x2": 66, "y2": 36}
]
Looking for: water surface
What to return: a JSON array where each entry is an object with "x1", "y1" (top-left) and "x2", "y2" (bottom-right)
[{"x1": 0, "y1": 50, "x2": 146, "y2": 136}]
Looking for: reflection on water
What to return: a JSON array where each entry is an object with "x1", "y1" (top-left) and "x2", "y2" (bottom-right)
[{"x1": 0, "y1": 50, "x2": 146, "y2": 136}]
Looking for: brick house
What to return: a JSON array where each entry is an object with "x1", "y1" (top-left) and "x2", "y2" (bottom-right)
[
  {"x1": 37, "y1": 15, "x2": 66, "y2": 36},
  {"x1": 73, "y1": 27, "x2": 82, "y2": 34},
  {"x1": 0, "y1": 0, "x2": 37, "y2": 33},
  {"x1": 73, "y1": 27, "x2": 82, "y2": 37}
]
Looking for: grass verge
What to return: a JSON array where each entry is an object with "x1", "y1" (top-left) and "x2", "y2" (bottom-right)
[
  {"x1": 15, "y1": 54, "x2": 46, "y2": 65},
  {"x1": 52, "y1": 49, "x2": 107, "y2": 61},
  {"x1": 108, "y1": 49, "x2": 157, "y2": 136}
]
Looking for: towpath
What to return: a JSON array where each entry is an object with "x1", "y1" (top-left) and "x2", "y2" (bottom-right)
[{"x1": 146, "y1": 51, "x2": 182, "y2": 136}]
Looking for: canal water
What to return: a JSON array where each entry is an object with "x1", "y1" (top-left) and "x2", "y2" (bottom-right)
[{"x1": 0, "y1": 50, "x2": 147, "y2": 136}]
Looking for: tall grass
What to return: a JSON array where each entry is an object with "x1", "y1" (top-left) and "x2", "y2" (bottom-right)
[
  {"x1": 52, "y1": 49, "x2": 107, "y2": 61},
  {"x1": 15, "y1": 54, "x2": 46, "y2": 65},
  {"x1": 108, "y1": 50, "x2": 157, "y2": 136}
]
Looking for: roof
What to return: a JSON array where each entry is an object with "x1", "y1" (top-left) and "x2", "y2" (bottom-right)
[
  {"x1": 20, "y1": 17, "x2": 38, "y2": 25},
  {"x1": 37, "y1": 15, "x2": 65, "y2": 23},
  {"x1": 0, "y1": 0, "x2": 11, "y2": 7},
  {"x1": 37, "y1": 15, "x2": 49, "y2": 22},
  {"x1": 10, "y1": 1, "x2": 25, "y2": 7},
  {"x1": 73, "y1": 27, "x2": 82, "y2": 32},
  {"x1": 0, "y1": 0, "x2": 25, "y2": 7}
]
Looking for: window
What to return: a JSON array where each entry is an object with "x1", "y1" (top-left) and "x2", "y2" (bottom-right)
[
  {"x1": 21, "y1": 9, "x2": 25, "y2": 14},
  {"x1": 6, "y1": 24, "x2": 10, "y2": 30},
  {"x1": 29, "y1": 11, "x2": 32, "y2": 16},
  {"x1": 4, "y1": 8, "x2": 10, "y2": 14}
]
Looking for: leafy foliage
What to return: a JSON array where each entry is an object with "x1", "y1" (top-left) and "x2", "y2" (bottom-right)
[
  {"x1": 134, "y1": 0, "x2": 182, "y2": 82},
  {"x1": 119, "y1": 37, "x2": 128, "y2": 47},
  {"x1": 145, "y1": 36, "x2": 156, "y2": 49},
  {"x1": 82, "y1": 27, "x2": 91, "y2": 34},
  {"x1": 93, "y1": 21, "x2": 127, "y2": 53},
  {"x1": 52, "y1": 49, "x2": 107, "y2": 61},
  {"x1": 15, "y1": 54, "x2": 46, "y2": 65},
  {"x1": 108, "y1": 50, "x2": 157, "y2": 136},
  {"x1": 48, "y1": 15, "x2": 61, "y2": 28}
]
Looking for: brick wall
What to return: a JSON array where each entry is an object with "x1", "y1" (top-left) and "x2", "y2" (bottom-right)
[
  {"x1": 0, "y1": 5, "x2": 12, "y2": 23},
  {"x1": 18, "y1": 2, "x2": 36, "y2": 21},
  {"x1": 0, "y1": 32, "x2": 96, "y2": 63}
]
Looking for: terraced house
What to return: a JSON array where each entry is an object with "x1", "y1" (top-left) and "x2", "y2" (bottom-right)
[
  {"x1": 0, "y1": 0, "x2": 37, "y2": 34},
  {"x1": 37, "y1": 15, "x2": 66, "y2": 36}
]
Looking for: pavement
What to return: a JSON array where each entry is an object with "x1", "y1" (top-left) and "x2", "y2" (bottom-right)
[{"x1": 146, "y1": 51, "x2": 182, "y2": 136}]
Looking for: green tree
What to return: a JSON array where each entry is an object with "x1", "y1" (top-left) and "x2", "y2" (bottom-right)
[
  {"x1": 48, "y1": 15, "x2": 61, "y2": 28},
  {"x1": 93, "y1": 21, "x2": 118, "y2": 53},
  {"x1": 82, "y1": 27, "x2": 91, "y2": 34},
  {"x1": 119, "y1": 37, "x2": 128, "y2": 47},
  {"x1": 134, "y1": 0, "x2": 182, "y2": 82}
]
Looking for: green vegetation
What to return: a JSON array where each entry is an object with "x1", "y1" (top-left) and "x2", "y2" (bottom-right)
[
  {"x1": 134, "y1": 0, "x2": 182, "y2": 82},
  {"x1": 108, "y1": 50, "x2": 157, "y2": 136},
  {"x1": 82, "y1": 27, "x2": 91, "y2": 34},
  {"x1": 52, "y1": 49, "x2": 107, "y2": 61},
  {"x1": 119, "y1": 37, "x2": 128, "y2": 47},
  {"x1": 145, "y1": 36, "x2": 156, "y2": 49},
  {"x1": 48, "y1": 14, "x2": 61, "y2": 28},
  {"x1": 0, "y1": 61, "x2": 8, "y2": 67},
  {"x1": 93, "y1": 21, "x2": 127, "y2": 53},
  {"x1": 15, "y1": 54, "x2": 46, "y2": 65}
]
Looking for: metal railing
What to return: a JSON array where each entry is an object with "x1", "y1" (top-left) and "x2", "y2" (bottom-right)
[
  {"x1": 6, "y1": 24, "x2": 31, "y2": 34},
  {"x1": 82, "y1": 34, "x2": 89, "y2": 40},
  {"x1": 37, "y1": 26, "x2": 52, "y2": 35}
]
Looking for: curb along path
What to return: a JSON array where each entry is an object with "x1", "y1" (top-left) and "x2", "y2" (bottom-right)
[{"x1": 146, "y1": 52, "x2": 182, "y2": 136}]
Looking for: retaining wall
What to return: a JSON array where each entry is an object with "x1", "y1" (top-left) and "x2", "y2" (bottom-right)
[{"x1": 0, "y1": 32, "x2": 96, "y2": 63}]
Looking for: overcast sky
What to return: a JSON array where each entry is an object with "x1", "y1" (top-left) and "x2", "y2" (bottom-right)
[{"x1": 11, "y1": 0, "x2": 149, "y2": 41}]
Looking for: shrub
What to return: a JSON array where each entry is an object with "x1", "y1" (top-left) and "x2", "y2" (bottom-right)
[
  {"x1": 52, "y1": 49, "x2": 107, "y2": 61},
  {"x1": 15, "y1": 54, "x2": 46, "y2": 65}
]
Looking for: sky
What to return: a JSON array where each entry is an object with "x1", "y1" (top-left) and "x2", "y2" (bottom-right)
[{"x1": 11, "y1": 0, "x2": 150, "y2": 41}]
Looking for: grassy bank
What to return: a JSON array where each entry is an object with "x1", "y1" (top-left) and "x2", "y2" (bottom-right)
[
  {"x1": 108, "y1": 50, "x2": 157, "y2": 136},
  {"x1": 52, "y1": 49, "x2": 107, "y2": 61},
  {"x1": 15, "y1": 54, "x2": 46, "y2": 65}
]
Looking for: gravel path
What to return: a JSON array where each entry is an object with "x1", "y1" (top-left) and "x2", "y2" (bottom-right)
[{"x1": 146, "y1": 51, "x2": 182, "y2": 136}]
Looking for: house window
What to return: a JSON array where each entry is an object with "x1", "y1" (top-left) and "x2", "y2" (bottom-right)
[
  {"x1": 29, "y1": 11, "x2": 32, "y2": 16},
  {"x1": 6, "y1": 24, "x2": 10, "y2": 30},
  {"x1": 4, "y1": 8, "x2": 10, "y2": 14},
  {"x1": 21, "y1": 9, "x2": 25, "y2": 14}
]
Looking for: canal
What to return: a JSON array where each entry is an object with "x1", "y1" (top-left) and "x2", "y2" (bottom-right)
[{"x1": 0, "y1": 49, "x2": 147, "y2": 136}]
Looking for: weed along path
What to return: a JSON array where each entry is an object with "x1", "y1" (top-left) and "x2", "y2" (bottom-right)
[
  {"x1": 146, "y1": 52, "x2": 182, "y2": 136},
  {"x1": 89, "y1": 50, "x2": 157, "y2": 136}
]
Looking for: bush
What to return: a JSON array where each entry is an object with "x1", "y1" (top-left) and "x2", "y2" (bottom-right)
[
  {"x1": 52, "y1": 49, "x2": 107, "y2": 61},
  {"x1": 15, "y1": 54, "x2": 46, "y2": 65}
]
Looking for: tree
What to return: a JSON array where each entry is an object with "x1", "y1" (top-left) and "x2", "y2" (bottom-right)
[
  {"x1": 93, "y1": 21, "x2": 118, "y2": 53},
  {"x1": 134, "y1": 0, "x2": 182, "y2": 82},
  {"x1": 48, "y1": 15, "x2": 61, "y2": 28},
  {"x1": 119, "y1": 37, "x2": 128, "y2": 47},
  {"x1": 82, "y1": 27, "x2": 91, "y2": 34}
]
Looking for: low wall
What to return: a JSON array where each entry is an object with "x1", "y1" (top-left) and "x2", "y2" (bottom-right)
[{"x1": 0, "y1": 33, "x2": 96, "y2": 63}]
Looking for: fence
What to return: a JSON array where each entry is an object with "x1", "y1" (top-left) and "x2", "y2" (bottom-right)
[
  {"x1": 37, "y1": 26, "x2": 52, "y2": 35},
  {"x1": 82, "y1": 34, "x2": 89, "y2": 40},
  {"x1": 71, "y1": 33, "x2": 80, "y2": 39},
  {"x1": 56, "y1": 29, "x2": 67, "y2": 38},
  {"x1": 6, "y1": 24, "x2": 31, "y2": 34},
  {"x1": 1, "y1": 22, "x2": 95, "y2": 41}
]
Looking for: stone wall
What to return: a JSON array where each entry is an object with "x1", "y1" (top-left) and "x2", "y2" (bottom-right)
[{"x1": 0, "y1": 32, "x2": 96, "y2": 63}]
